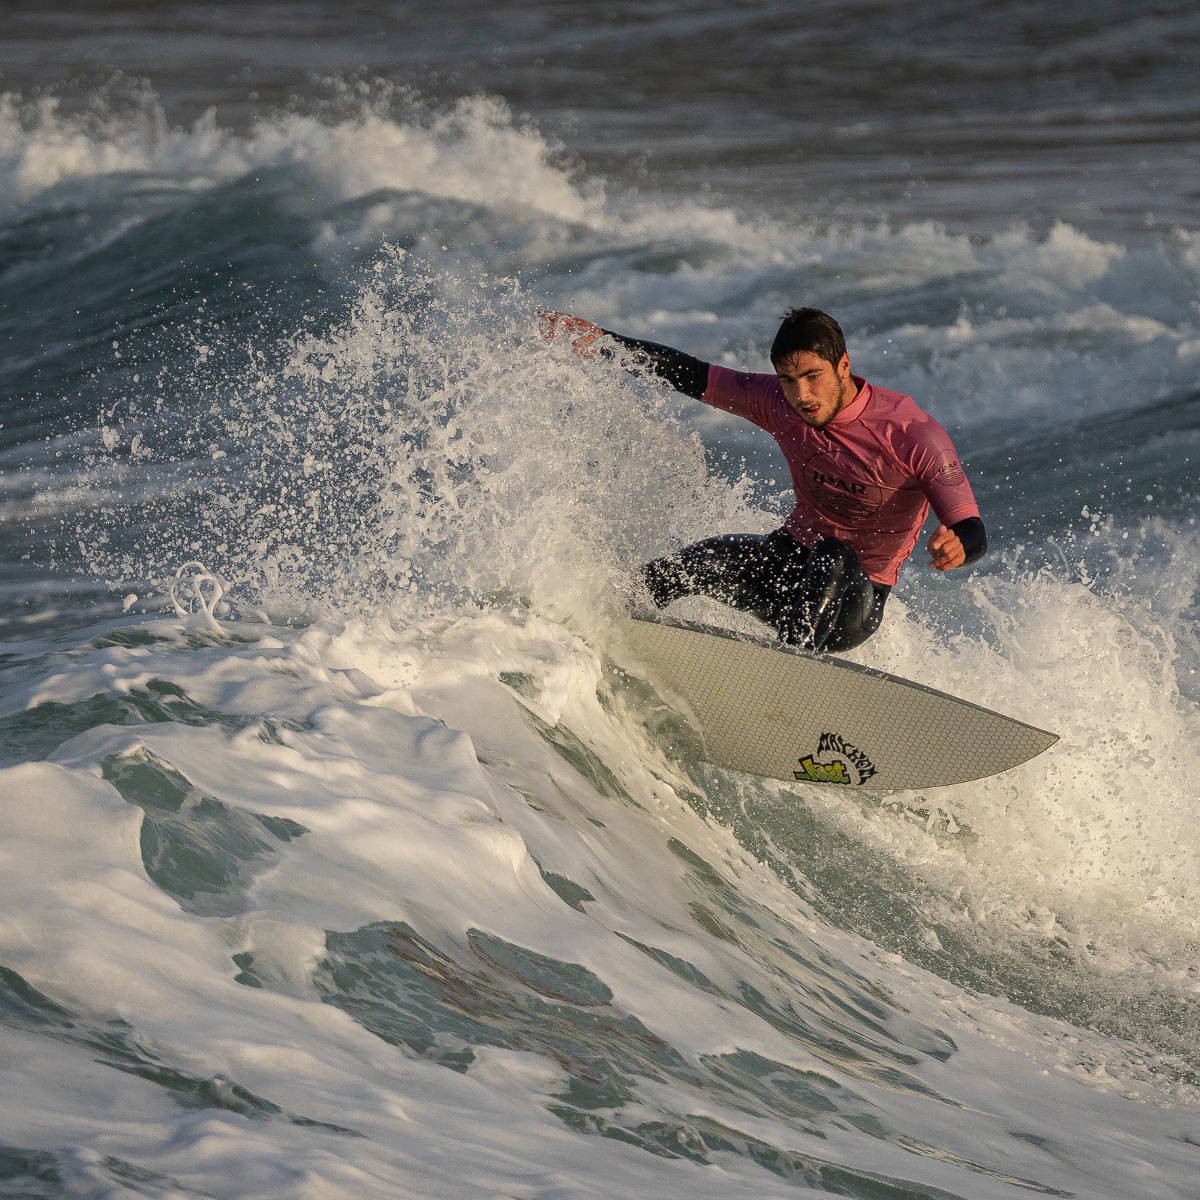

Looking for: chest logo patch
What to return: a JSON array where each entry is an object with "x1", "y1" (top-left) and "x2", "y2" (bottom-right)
[{"x1": 803, "y1": 449, "x2": 886, "y2": 519}]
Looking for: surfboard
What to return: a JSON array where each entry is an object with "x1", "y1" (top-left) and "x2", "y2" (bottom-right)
[{"x1": 615, "y1": 615, "x2": 1057, "y2": 792}]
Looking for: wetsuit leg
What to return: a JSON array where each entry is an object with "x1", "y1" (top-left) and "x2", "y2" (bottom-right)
[
  {"x1": 641, "y1": 530, "x2": 887, "y2": 654},
  {"x1": 823, "y1": 580, "x2": 888, "y2": 652},
  {"x1": 641, "y1": 531, "x2": 791, "y2": 625},
  {"x1": 773, "y1": 536, "x2": 887, "y2": 653}
]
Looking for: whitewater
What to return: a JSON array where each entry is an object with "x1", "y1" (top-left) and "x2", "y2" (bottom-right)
[{"x1": 2, "y1": 5, "x2": 1199, "y2": 1197}]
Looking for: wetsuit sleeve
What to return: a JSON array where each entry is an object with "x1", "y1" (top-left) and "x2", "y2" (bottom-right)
[
  {"x1": 600, "y1": 332, "x2": 709, "y2": 400},
  {"x1": 951, "y1": 516, "x2": 987, "y2": 566}
]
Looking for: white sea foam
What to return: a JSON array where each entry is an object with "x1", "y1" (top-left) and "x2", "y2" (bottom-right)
[
  {"x1": 836, "y1": 541, "x2": 1200, "y2": 960},
  {"x1": 4, "y1": 67, "x2": 1199, "y2": 1199},
  {"x1": 0, "y1": 88, "x2": 590, "y2": 222},
  {"x1": 1, "y1": 603, "x2": 1197, "y2": 1199}
]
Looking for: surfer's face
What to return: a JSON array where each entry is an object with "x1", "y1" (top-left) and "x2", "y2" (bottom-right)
[{"x1": 775, "y1": 351, "x2": 857, "y2": 429}]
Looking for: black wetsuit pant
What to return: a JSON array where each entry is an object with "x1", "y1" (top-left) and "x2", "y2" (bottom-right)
[{"x1": 641, "y1": 529, "x2": 888, "y2": 653}]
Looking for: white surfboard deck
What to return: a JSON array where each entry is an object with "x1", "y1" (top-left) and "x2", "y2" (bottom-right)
[{"x1": 616, "y1": 615, "x2": 1057, "y2": 792}]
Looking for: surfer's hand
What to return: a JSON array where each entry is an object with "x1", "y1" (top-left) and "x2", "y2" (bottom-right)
[
  {"x1": 927, "y1": 524, "x2": 966, "y2": 570},
  {"x1": 539, "y1": 310, "x2": 605, "y2": 358}
]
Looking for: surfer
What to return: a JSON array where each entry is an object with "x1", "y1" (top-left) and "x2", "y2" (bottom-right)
[{"x1": 540, "y1": 307, "x2": 985, "y2": 653}]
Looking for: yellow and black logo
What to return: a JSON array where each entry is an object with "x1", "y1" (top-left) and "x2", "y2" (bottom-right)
[
  {"x1": 794, "y1": 755, "x2": 852, "y2": 785},
  {"x1": 794, "y1": 732, "x2": 877, "y2": 786}
]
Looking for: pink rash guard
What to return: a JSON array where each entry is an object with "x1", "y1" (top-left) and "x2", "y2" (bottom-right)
[{"x1": 703, "y1": 365, "x2": 980, "y2": 586}]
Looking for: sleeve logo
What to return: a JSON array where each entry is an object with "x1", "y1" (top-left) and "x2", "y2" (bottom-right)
[{"x1": 932, "y1": 450, "x2": 966, "y2": 487}]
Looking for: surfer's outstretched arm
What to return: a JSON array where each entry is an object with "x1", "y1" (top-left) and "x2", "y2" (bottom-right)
[{"x1": 539, "y1": 311, "x2": 709, "y2": 399}]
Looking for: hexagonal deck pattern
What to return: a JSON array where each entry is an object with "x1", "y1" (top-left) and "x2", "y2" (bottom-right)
[{"x1": 618, "y1": 616, "x2": 1057, "y2": 792}]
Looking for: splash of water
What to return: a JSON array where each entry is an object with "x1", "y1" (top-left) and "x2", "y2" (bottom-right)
[{"x1": 81, "y1": 248, "x2": 750, "y2": 628}]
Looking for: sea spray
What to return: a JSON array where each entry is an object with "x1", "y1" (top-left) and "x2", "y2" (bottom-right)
[
  {"x1": 80, "y1": 248, "x2": 750, "y2": 628},
  {"x1": 730, "y1": 519, "x2": 1200, "y2": 1070}
]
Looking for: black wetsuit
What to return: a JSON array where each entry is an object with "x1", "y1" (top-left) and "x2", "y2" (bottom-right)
[{"x1": 642, "y1": 528, "x2": 888, "y2": 653}]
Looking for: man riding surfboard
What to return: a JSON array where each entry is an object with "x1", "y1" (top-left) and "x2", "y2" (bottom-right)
[{"x1": 541, "y1": 307, "x2": 985, "y2": 653}]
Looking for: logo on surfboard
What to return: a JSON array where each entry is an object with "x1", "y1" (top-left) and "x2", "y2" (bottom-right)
[{"x1": 794, "y1": 732, "x2": 877, "y2": 786}]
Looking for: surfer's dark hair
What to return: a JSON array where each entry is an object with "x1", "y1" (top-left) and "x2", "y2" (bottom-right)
[{"x1": 770, "y1": 308, "x2": 847, "y2": 367}]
